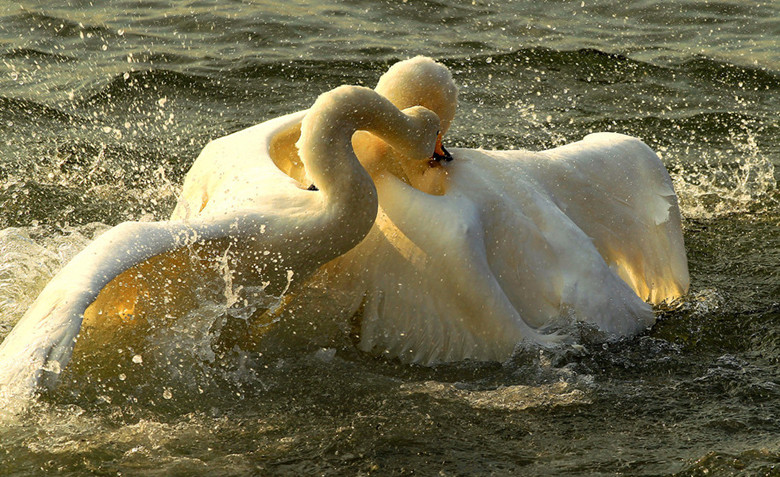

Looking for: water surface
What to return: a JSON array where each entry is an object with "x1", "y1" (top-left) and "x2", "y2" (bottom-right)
[{"x1": 1, "y1": 1, "x2": 778, "y2": 475}]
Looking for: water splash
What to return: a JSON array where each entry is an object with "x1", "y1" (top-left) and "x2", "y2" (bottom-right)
[
  {"x1": 400, "y1": 379, "x2": 590, "y2": 412},
  {"x1": 670, "y1": 123, "x2": 777, "y2": 219},
  {"x1": 674, "y1": 288, "x2": 726, "y2": 317},
  {"x1": 0, "y1": 224, "x2": 108, "y2": 333}
]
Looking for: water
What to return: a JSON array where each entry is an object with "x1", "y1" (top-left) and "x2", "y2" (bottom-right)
[{"x1": 0, "y1": 1, "x2": 778, "y2": 475}]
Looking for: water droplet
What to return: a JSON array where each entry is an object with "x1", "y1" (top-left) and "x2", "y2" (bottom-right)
[
  {"x1": 43, "y1": 360, "x2": 61, "y2": 374},
  {"x1": 132, "y1": 354, "x2": 143, "y2": 364},
  {"x1": 162, "y1": 389, "x2": 173, "y2": 400}
]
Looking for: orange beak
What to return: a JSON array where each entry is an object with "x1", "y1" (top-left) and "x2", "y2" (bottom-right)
[{"x1": 432, "y1": 133, "x2": 453, "y2": 162}]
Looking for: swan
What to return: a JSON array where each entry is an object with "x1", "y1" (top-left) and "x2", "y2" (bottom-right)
[
  {"x1": 0, "y1": 85, "x2": 442, "y2": 400},
  {"x1": 262, "y1": 56, "x2": 690, "y2": 364},
  {"x1": 0, "y1": 55, "x2": 690, "y2": 396}
]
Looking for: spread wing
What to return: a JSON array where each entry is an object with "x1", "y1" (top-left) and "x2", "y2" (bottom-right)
[
  {"x1": 0, "y1": 111, "x2": 309, "y2": 404},
  {"x1": 321, "y1": 151, "x2": 660, "y2": 364},
  {"x1": 324, "y1": 172, "x2": 569, "y2": 365},
  {"x1": 172, "y1": 110, "x2": 308, "y2": 220},
  {"x1": 0, "y1": 219, "x2": 237, "y2": 403},
  {"x1": 491, "y1": 133, "x2": 689, "y2": 304}
]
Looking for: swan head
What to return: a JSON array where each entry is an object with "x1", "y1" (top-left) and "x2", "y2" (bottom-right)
[
  {"x1": 397, "y1": 105, "x2": 442, "y2": 160},
  {"x1": 375, "y1": 56, "x2": 458, "y2": 139},
  {"x1": 355, "y1": 104, "x2": 442, "y2": 177},
  {"x1": 296, "y1": 85, "x2": 443, "y2": 184}
]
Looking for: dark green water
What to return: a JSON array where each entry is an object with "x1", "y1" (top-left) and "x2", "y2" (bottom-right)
[{"x1": 0, "y1": 1, "x2": 778, "y2": 475}]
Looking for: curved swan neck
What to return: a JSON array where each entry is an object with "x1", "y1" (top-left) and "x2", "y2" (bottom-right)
[{"x1": 297, "y1": 85, "x2": 435, "y2": 246}]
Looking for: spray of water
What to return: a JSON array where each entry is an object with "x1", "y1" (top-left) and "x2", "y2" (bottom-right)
[{"x1": 670, "y1": 123, "x2": 777, "y2": 220}]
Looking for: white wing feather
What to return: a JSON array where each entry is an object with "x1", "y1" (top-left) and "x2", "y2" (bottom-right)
[
  {"x1": 498, "y1": 133, "x2": 689, "y2": 303},
  {"x1": 0, "y1": 111, "x2": 308, "y2": 401},
  {"x1": 319, "y1": 134, "x2": 683, "y2": 364}
]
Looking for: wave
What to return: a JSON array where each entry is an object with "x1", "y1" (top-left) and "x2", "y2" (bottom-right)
[
  {"x1": 230, "y1": 56, "x2": 386, "y2": 83},
  {"x1": 455, "y1": 47, "x2": 662, "y2": 72},
  {"x1": 2, "y1": 10, "x2": 125, "y2": 40},
  {"x1": 75, "y1": 60, "x2": 388, "y2": 112},
  {"x1": 584, "y1": 111, "x2": 774, "y2": 139},
  {"x1": 678, "y1": 56, "x2": 780, "y2": 92},
  {"x1": 77, "y1": 69, "x2": 218, "y2": 107},
  {"x1": 0, "y1": 47, "x2": 76, "y2": 63},
  {"x1": 442, "y1": 47, "x2": 779, "y2": 90},
  {"x1": 224, "y1": 48, "x2": 659, "y2": 85},
  {"x1": 0, "y1": 96, "x2": 80, "y2": 123},
  {"x1": 53, "y1": 46, "x2": 780, "y2": 116}
]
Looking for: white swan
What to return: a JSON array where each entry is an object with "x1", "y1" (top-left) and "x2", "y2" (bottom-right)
[
  {"x1": 0, "y1": 85, "x2": 442, "y2": 399},
  {"x1": 0, "y1": 55, "x2": 690, "y2": 399},
  {"x1": 265, "y1": 57, "x2": 690, "y2": 364}
]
